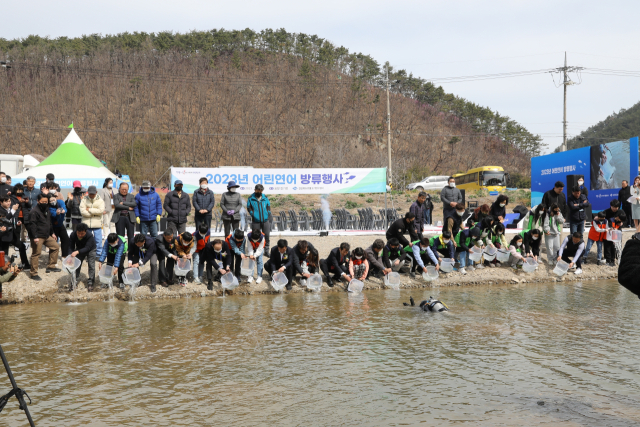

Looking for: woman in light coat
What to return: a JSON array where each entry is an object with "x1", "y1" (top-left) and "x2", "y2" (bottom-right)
[
  {"x1": 631, "y1": 176, "x2": 640, "y2": 232},
  {"x1": 99, "y1": 178, "x2": 115, "y2": 235}
]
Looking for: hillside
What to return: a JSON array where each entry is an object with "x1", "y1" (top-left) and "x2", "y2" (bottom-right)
[
  {"x1": 563, "y1": 101, "x2": 640, "y2": 151},
  {"x1": 0, "y1": 29, "x2": 542, "y2": 186}
]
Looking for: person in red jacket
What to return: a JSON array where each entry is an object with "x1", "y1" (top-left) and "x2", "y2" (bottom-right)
[
  {"x1": 193, "y1": 224, "x2": 210, "y2": 283},
  {"x1": 582, "y1": 212, "x2": 607, "y2": 265}
]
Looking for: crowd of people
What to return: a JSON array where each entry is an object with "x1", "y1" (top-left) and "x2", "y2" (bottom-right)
[{"x1": 0, "y1": 172, "x2": 638, "y2": 291}]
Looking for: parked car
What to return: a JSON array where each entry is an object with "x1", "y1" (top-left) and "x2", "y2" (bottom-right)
[{"x1": 406, "y1": 175, "x2": 450, "y2": 191}]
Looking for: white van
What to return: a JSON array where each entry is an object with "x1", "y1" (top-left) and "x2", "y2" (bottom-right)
[{"x1": 406, "y1": 175, "x2": 450, "y2": 191}]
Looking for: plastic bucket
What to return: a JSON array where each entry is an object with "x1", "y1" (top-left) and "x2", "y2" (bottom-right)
[
  {"x1": 348, "y1": 279, "x2": 364, "y2": 293},
  {"x1": 384, "y1": 272, "x2": 401, "y2": 289},
  {"x1": 122, "y1": 268, "x2": 141, "y2": 285},
  {"x1": 221, "y1": 272, "x2": 239, "y2": 290},
  {"x1": 422, "y1": 266, "x2": 439, "y2": 281},
  {"x1": 240, "y1": 258, "x2": 255, "y2": 276},
  {"x1": 522, "y1": 257, "x2": 538, "y2": 273},
  {"x1": 483, "y1": 246, "x2": 497, "y2": 262},
  {"x1": 62, "y1": 256, "x2": 81, "y2": 273},
  {"x1": 553, "y1": 259, "x2": 570, "y2": 276},
  {"x1": 174, "y1": 258, "x2": 191, "y2": 277},
  {"x1": 496, "y1": 249, "x2": 511, "y2": 263},
  {"x1": 99, "y1": 264, "x2": 114, "y2": 285},
  {"x1": 307, "y1": 274, "x2": 323, "y2": 291},
  {"x1": 440, "y1": 258, "x2": 454, "y2": 273},
  {"x1": 468, "y1": 250, "x2": 482, "y2": 262},
  {"x1": 271, "y1": 272, "x2": 288, "y2": 291},
  {"x1": 606, "y1": 230, "x2": 622, "y2": 242}
]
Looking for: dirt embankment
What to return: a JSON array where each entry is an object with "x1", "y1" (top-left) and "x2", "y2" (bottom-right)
[{"x1": 1, "y1": 226, "x2": 622, "y2": 305}]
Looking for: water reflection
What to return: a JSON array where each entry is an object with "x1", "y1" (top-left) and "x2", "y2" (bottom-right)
[{"x1": 2, "y1": 280, "x2": 640, "y2": 426}]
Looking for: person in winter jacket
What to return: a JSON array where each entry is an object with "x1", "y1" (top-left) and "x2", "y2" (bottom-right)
[
  {"x1": 364, "y1": 239, "x2": 390, "y2": 278},
  {"x1": 163, "y1": 180, "x2": 191, "y2": 235},
  {"x1": 443, "y1": 204, "x2": 467, "y2": 238},
  {"x1": 409, "y1": 192, "x2": 428, "y2": 237},
  {"x1": 383, "y1": 238, "x2": 410, "y2": 272},
  {"x1": 567, "y1": 185, "x2": 590, "y2": 234},
  {"x1": 66, "y1": 181, "x2": 85, "y2": 231},
  {"x1": 292, "y1": 239, "x2": 315, "y2": 284},
  {"x1": 441, "y1": 177, "x2": 463, "y2": 220},
  {"x1": 247, "y1": 184, "x2": 271, "y2": 252},
  {"x1": 135, "y1": 181, "x2": 163, "y2": 238},
  {"x1": 557, "y1": 232, "x2": 585, "y2": 274},
  {"x1": 385, "y1": 212, "x2": 419, "y2": 249},
  {"x1": 192, "y1": 224, "x2": 210, "y2": 283},
  {"x1": 522, "y1": 229, "x2": 542, "y2": 263},
  {"x1": 541, "y1": 181, "x2": 568, "y2": 218},
  {"x1": 99, "y1": 178, "x2": 115, "y2": 236},
  {"x1": 193, "y1": 177, "x2": 215, "y2": 232},
  {"x1": 320, "y1": 243, "x2": 352, "y2": 288},
  {"x1": 542, "y1": 203, "x2": 564, "y2": 265},
  {"x1": 81, "y1": 186, "x2": 106, "y2": 257},
  {"x1": 156, "y1": 229, "x2": 178, "y2": 286},
  {"x1": 220, "y1": 181, "x2": 242, "y2": 237},
  {"x1": 466, "y1": 204, "x2": 490, "y2": 227},
  {"x1": 98, "y1": 233, "x2": 126, "y2": 285},
  {"x1": 618, "y1": 232, "x2": 640, "y2": 297},
  {"x1": 0, "y1": 172, "x2": 12, "y2": 198},
  {"x1": 49, "y1": 193, "x2": 69, "y2": 257},
  {"x1": 27, "y1": 193, "x2": 60, "y2": 280},
  {"x1": 619, "y1": 180, "x2": 632, "y2": 227},
  {"x1": 203, "y1": 238, "x2": 232, "y2": 290},
  {"x1": 129, "y1": 233, "x2": 158, "y2": 292},
  {"x1": 489, "y1": 195, "x2": 509, "y2": 223},
  {"x1": 265, "y1": 239, "x2": 295, "y2": 290},
  {"x1": 69, "y1": 223, "x2": 97, "y2": 290},
  {"x1": 245, "y1": 228, "x2": 266, "y2": 284},
  {"x1": 430, "y1": 231, "x2": 456, "y2": 263},
  {"x1": 582, "y1": 211, "x2": 607, "y2": 265},
  {"x1": 174, "y1": 231, "x2": 194, "y2": 286},
  {"x1": 455, "y1": 226, "x2": 482, "y2": 273},
  {"x1": 111, "y1": 182, "x2": 137, "y2": 242}
]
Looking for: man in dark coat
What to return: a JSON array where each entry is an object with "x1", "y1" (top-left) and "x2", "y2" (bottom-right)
[
  {"x1": 320, "y1": 242, "x2": 352, "y2": 287},
  {"x1": 129, "y1": 233, "x2": 159, "y2": 292},
  {"x1": 619, "y1": 233, "x2": 640, "y2": 297},
  {"x1": 163, "y1": 180, "x2": 191, "y2": 235},
  {"x1": 409, "y1": 192, "x2": 428, "y2": 238},
  {"x1": 541, "y1": 181, "x2": 568, "y2": 217},
  {"x1": 385, "y1": 212, "x2": 419, "y2": 248},
  {"x1": 155, "y1": 229, "x2": 178, "y2": 286},
  {"x1": 619, "y1": 180, "x2": 632, "y2": 227},
  {"x1": 69, "y1": 223, "x2": 97, "y2": 290},
  {"x1": 28, "y1": 193, "x2": 60, "y2": 280},
  {"x1": 567, "y1": 185, "x2": 590, "y2": 234},
  {"x1": 264, "y1": 239, "x2": 294, "y2": 290}
]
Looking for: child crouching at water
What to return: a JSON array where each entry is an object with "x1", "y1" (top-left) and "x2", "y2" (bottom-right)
[{"x1": 508, "y1": 234, "x2": 525, "y2": 269}]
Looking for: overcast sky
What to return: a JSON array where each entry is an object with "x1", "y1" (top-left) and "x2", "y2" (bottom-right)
[{"x1": 5, "y1": 0, "x2": 640, "y2": 153}]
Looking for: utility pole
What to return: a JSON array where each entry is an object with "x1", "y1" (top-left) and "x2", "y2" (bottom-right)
[
  {"x1": 551, "y1": 52, "x2": 583, "y2": 151},
  {"x1": 386, "y1": 63, "x2": 392, "y2": 186}
]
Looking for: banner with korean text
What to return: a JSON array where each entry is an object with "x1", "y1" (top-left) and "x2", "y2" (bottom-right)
[{"x1": 170, "y1": 167, "x2": 387, "y2": 194}]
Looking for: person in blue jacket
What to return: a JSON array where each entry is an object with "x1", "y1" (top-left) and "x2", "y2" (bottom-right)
[
  {"x1": 49, "y1": 192, "x2": 70, "y2": 257},
  {"x1": 135, "y1": 180, "x2": 163, "y2": 238},
  {"x1": 247, "y1": 184, "x2": 272, "y2": 252},
  {"x1": 98, "y1": 233, "x2": 126, "y2": 286}
]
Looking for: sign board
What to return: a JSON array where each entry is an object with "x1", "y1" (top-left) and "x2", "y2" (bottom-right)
[{"x1": 170, "y1": 167, "x2": 387, "y2": 194}]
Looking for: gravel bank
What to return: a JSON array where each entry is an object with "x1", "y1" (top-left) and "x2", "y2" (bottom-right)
[{"x1": 0, "y1": 230, "x2": 626, "y2": 305}]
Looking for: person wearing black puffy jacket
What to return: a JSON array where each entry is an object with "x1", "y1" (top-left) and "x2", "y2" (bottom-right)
[{"x1": 618, "y1": 233, "x2": 640, "y2": 298}]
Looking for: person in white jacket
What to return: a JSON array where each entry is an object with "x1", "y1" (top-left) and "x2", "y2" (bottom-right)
[
  {"x1": 245, "y1": 228, "x2": 265, "y2": 284},
  {"x1": 80, "y1": 186, "x2": 106, "y2": 258},
  {"x1": 543, "y1": 203, "x2": 564, "y2": 265}
]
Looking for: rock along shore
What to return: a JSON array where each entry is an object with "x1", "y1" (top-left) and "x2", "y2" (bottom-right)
[{"x1": 0, "y1": 232, "x2": 625, "y2": 305}]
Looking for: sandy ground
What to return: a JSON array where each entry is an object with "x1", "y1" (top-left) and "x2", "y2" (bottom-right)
[{"x1": 0, "y1": 227, "x2": 626, "y2": 305}]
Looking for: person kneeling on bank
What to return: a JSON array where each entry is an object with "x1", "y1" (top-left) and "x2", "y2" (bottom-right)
[
  {"x1": 204, "y1": 238, "x2": 231, "y2": 291},
  {"x1": 320, "y1": 242, "x2": 352, "y2": 287},
  {"x1": 69, "y1": 223, "x2": 97, "y2": 290},
  {"x1": 265, "y1": 239, "x2": 294, "y2": 290},
  {"x1": 349, "y1": 247, "x2": 369, "y2": 282},
  {"x1": 382, "y1": 238, "x2": 410, "y2": 273},
  {"x1": 405, "y1": 237, "x2": 440, "y2": 278},
  {"x1": 557, "y1": 232, "x2": 585, "y2": 275},
  {"x1": 129, "y1": 233, "x2": 159, "y2": 293},
  {"x1": 98, "y1": 233, "x2": 125, "y2": 286},
  {"x1": 508, "y1": 234, "x2": 526, "y2": 269}
]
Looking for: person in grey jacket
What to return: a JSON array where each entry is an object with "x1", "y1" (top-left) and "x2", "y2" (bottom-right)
[
  {"x1": 440, "y1": 176, "x2": 463, "y2": 221},
  {"x1": 164, "y1": 180, "x2": 191, "y2": 235},
  {"x1": 193, "y1": 177, "x2": 215, "y2": 231},
  {"x1": 219, "y1": 180, "x2": 242, "y2": 236},
  {"x1": 111, "y1": 182, "x2": 137, "y2": 241}
]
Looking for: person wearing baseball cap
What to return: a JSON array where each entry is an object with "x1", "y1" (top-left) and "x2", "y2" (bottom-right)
[
  {"x1": 135, "y1": 180, "x2": 163, "y2": 238},
  {"x1": 220, "y1": 181, "x2": 242, "y2": 237},
  {"x1": 80, "y1": 185, "x2": 106, "y2": 258},
  {"x1": 163, "y1": 180, "x2": 191, "y2": 235}
]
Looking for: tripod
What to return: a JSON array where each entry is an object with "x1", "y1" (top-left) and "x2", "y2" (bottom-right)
[{"x1": 0, "y1": 344, "x2": 35, "y2": 426}]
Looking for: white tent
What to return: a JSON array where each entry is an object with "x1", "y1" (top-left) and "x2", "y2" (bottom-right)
[{"x1": 13, "y1": 129, "x2": 117, "y2": 189}]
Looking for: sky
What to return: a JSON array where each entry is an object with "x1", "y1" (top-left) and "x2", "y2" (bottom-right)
[{"x1": 4, "y1": 0, "x2": 640, "y2": 153}]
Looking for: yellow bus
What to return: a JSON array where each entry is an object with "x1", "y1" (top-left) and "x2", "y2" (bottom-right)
[{"x1": 453, "y1": 166, "x2": 507, "y2": 192}]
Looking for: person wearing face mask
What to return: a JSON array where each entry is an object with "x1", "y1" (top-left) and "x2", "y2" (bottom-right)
[
  {"x1": 292, "y1": 239, "x2": 316, "y2": 285},
  {"x1": 129, "y1": 233, "x2": 159, "y2": 292},
  {"x1": 226, "y1": 229, "x2": 248, "y2": 283},
  {"x1": 582, "y1": 211, "x2": 607, "y2": 265},
  {"x1": 489, "y1": 195, "x2": 509, "y2": 223},
  {"x1": 577, "y1": 177, "x2": 588, "y2": 198},
  {"x1": 364, "y1": 239, "x2": 391, "y2": 278},
  {"x1": 349, "y1": 247, "x2": 369, "y2": 282},
  {"x1": 385, "y1": 212, "x2": 419, "y2": 249},
  {"x1": 219, "y1": 181, "x2": 242, "y2": 237},
  {"x1": 466, "y1": 204, "x2": 490, "y2": 228},
  {"x1": 247, "y1": 184, "x2": 271, "y2": 253},
  {"x1": 49, "y1": 192, "x2": 69, "y2": 257},
  {"x1": 155, "y1": 229, "x2": 178, "y2": 287},
  {"x1": 567, "y1": 185, "x2": 590, "y2": 235},
  {"x1": 68, "y1": 223, "x2": 97, "y2": 290},
  {"x1": 265, "y1": 239, "x2": 294, "y2": 290},
  {"x1": 203, "y1": 238, "x2": 231, "y2": 291},
  {"x1": 522, "y1": 228, "x2": 542, "y2": 264},
  {"x1": 429, "y1": 231, "x2": 456, "y2": 269},
  {"x1": 164, "y1": 180, "x2": 191, "y2": 235},
  {"x1": 557, "y1": 232, "x2": 585, "y2": 275},
  {"x1": 320, "y1": 242, "x2": 352, "y2": 288},
  {"x1": 0, "y1": 172, "x2": 13, "y2": 198},
  {"x1": 135, "y1": 180, "x2": 163, "y2": 238},
  {"x1": 489, "y1": 223, "x2": 508, "y2": 266},
  {"x1": 440, "y1": 176, "x2": 462, "y2": 221},
  {"x1": 192, "y1": 177, "x2": 215, "y2": 233},
  {"x1": 542, "y1": 203, "x2": 564, "y2": 266},
  {"x1": 508, "y1": 235, "x2": 525, "y2": 269},
  {"x1": 383, "y1": 238, "x2": 410, "y2": 273},
  {"x1": 99, "y1": 178, "x2": 116, "y2": 236},
  {"x1": 192, "y1": 224, "x2": 211, "y2": 284},
  {"x1": 66, "y1": 181, "x2": 85, "y2": 231},
  {"x1": 454, "y1": 226, "x2": 482, "y2": 273},
  {"x1": 111, "y1": 182, "x2": 137, "y2": 243},
  {"x1": 409, "y1": 191, "x2": 429, "y2": 239},
  {"x1": 39, "y1": 173, "x2": 61, "y2": 193},
  {"x1": 80, "y1": 186, "x2": 105, "y2": 258},
  {"x1": 0, "y1": 197, "x2": 19, "y2": 261},
  {"x1": 524, "y1": 204, "x2": 547, "y2": 233},
  {"x1": 27, "y1": 193, "x2": 60, "y2": 280},
  {"x1": 618, "y1": 180, "x2": 632, "y2": 228},
  {"x1": 443, "y1": 203, "x2": 467, "y2": 238},
  {"x1": 245, "y1": 228, "x2": 266, "y2": 284},
  {"x1": 405, "y1": 237, "x2": 440, "y2": 277},
  {"x1": 98, "y1": 233, "x2": 126, "y2": 286}
]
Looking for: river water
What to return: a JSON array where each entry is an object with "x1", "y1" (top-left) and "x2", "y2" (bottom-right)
[{"x1": 2, "y1": 280, "x2": 640, "y2": 426}]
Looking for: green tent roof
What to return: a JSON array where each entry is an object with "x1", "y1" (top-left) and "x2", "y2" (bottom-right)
[{"x1": 38, "y1": 129, "x2": 104, "y2": 168}]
